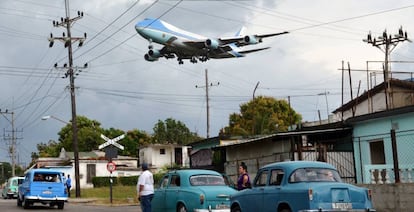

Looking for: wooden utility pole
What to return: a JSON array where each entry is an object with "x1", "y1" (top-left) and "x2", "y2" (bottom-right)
[
  {"x1": 48, "y1": 0, "x2": 87, "y2": 198},
  {"x1": 364, "y1": 27, "x2": 410, "y2": 110},
  {"x1": 196, "y1": 69, "x2": 219, "y2": 138}
]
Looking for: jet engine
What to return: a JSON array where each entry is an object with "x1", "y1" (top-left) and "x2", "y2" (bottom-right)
[
  {"x1": 205, "y1": 39, "x2": 220, "y2": 49},
  {"x1": 144, "y1": 49, "x2": 162, "y2": 62},
  {"x1": 144, "y1": 54, "x2": 158, "y2": 62},
  {"x1": 243, "y1": 35, "x2": 261, "y2": 44},
  {"x1": 148, "y1": 49, "x2": 161, "y2": 58}
]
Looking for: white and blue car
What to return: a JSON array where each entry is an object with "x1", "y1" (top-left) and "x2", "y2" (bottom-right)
[
  {"x1": 17, "y1": 169, "x2": 68, "y2": 209},
  {"x1": 230, "y1": 161, "x2": 376, "y2": 212}
]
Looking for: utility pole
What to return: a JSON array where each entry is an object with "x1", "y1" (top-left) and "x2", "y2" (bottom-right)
[
  {"x1": 196, "y1": 69, "x2": 219, "y2": 138},
  {"x1": 363, "y1": 27, "x2": 410, "y2": 109},
  {"x1": 0, "y1": 109, "x2": 21, "y2": 177},
  {"x1": 48, "y1": 0, "x2": 87, "y2": 198}
]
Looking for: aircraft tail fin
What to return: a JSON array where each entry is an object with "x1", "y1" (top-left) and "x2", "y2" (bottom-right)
[{"x1": 235, "y1": 26, "x2": 247, "y2": 37}]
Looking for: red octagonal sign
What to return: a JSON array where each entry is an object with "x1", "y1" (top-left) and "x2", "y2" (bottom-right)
[{"x1": 107, "y1": 162, "x2": 116, "y2": 173}]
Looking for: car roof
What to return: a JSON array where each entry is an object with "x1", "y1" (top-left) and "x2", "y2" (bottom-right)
[
  {"x1": 9, "y1": 176, "x2": 25, "y2": 180},
  {"x1": 29, "y1": 168, "x2": 63, "y2": 174},
  {"x1": 167, "y1": 169, "x2": 222, "y2": 177},
  {"x1": 261, "y1": 161, "x2": 336, "y2": 172}
]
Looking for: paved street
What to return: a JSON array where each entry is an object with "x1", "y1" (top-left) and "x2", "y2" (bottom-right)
[{"x1": 0, "y1": 197, "x2": 141, "y2": 212}]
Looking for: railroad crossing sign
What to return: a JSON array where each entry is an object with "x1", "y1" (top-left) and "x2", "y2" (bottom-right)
[
  {"x1": 98, "y1": 134, "x2": 125, "y2": 150},
  {"x1": 98, "y1": 134, "x2": 125, "y2": 161},
  {"x1": 107, "y1": 161, "x2": 116, "y2": 173}
]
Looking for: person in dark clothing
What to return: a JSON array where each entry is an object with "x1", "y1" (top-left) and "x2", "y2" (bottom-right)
[{"x1": 237, "y1": 162, "x2": 251, "y2": 190}]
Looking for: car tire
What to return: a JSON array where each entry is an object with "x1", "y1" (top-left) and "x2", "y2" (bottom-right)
[
  {"x1": 17, "y1": 196, "x2": 22, "y2": 206},
  {"x1": 57, "y1": 201, "x2": 64, "y2": 209},
  {"x1": 231, "y1": 205, "x2": 242, "y2": 212},
  {"x1": 177, "y1": 203, "x2": 187, "y2": 212},
  {"x1": 22, "y1": 197, "x2": 31, "y2": 209}
]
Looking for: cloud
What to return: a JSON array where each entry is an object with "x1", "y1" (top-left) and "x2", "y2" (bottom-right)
[{"x1": 1, "y1": 0, "x2": 414, "y2": 165}]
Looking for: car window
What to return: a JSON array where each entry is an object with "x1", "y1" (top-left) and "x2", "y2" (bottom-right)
[
  {"x1": 270, "y1": 169, "x2": 284, "y2": 186},
  {"x1": 190, "y1": 175, "x2": 226, "y2": 186},
  {"x1": 160, "y1": 176, "x2": 169, "y2": 188},
  {"x1": 254, "y1": 170, "x2": 269, "y2": 187},
  {"x1": 33, "y1": 172, "x2": 62, "y2": 182},
  {"x1": 12, "y1": 179, "x2": 18, "y2": 186},
  {"x1": 170, "y1": 175, "x2": 181, "y2": 187},
  {"x1": 289, "y1": 168, "x2": 341, "y2": 183},
  {"x1": 18, "y1": 178, "x2": 24, "y2": 185}
]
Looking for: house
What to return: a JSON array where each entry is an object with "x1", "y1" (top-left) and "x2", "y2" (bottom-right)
[
  {"x1": 333, "y1": 78, "x2": 414, "y2": 121},
  {"x1": 188, "y1": 136, "x2": 226, "y2": 172},
  {"x1": 139, "y1": 144, "x2": 190, "y2": 171},
  {"x1": 213, "y1": 122, "x2": 355, "y2": 183},
  {"x1": 32, "y1": 148, "x2": 141, "y2": 188},
  {"x1": 346, "y1": 105, "x2": 414, "y2": 184}
]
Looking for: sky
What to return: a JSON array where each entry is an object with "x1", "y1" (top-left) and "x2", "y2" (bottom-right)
[{"x1": 1, "y1": 0, "x2": 414, "y2": 166}]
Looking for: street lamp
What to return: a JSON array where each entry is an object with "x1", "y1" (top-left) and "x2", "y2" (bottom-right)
[
  {"x1": 41, "y1": 115, "x2": 81, "y2": 198},
  {"x1": 41, "y1": 115, "x2": 69, "y2": 124}
]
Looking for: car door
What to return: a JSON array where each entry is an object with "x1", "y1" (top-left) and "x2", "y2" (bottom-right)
[
  {"x1": 153, "y1": 175, "x2": 169, "y2": 211},
  {"x1": 165, "y1": 174, "x2": 181, "y2": 211},
  {"x1": 244, "y1": 169, "x2": 269, "y2": 212},
  {"x1": 263, "y1": 169, "x2": 284, "y2": 212}
]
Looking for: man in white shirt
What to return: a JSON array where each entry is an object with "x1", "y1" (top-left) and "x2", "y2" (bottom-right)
[{"x1": 137, "y1": 162, "x2": 154, "y2": 212}]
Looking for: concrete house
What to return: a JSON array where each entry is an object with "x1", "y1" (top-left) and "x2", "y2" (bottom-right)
[
  {"x1": 333, "y1": 78, "x2": 414, "y2": 121},
  {"x1": 139, "y1": 144, "x2": 190, "y2": 171},
  {"x1": 346, "y1": 105, "x2": 414, "y2": 184}
]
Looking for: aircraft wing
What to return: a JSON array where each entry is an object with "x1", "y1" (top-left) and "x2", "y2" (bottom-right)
[
  {"x1": 219, "y1": 31, "x2": 289, "y2": 47},
  {"x1": 238, "y1": 47, "x2": 271, "y2": 54}
]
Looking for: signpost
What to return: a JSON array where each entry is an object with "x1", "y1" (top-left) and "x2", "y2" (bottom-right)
[{"x1": 98, "y1": 134, "x2": 125, "y2": 204}]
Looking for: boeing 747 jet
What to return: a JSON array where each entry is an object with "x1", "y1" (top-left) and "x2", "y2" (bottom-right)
[{"x1": 135, "y1": 18, "x2": 288, "y2": 65}]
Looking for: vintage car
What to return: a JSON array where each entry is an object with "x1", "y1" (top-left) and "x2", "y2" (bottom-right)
[
  {"x1": 230, "y1": 161, "x2": 376, "y2": 212},
  {"x1": 152, "y1": 169, "x2": 237, "y2": 212},
  {"x1": 17, "y1": 169, "x2": 68, "y2": 209},
  {"x1": 2, "y1": 176, "x2": 24, "y2": 199}
]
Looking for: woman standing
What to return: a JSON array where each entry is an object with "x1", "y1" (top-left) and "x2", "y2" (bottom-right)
[{"x1": 237, "y1": 162, "x2": 251, "y2": 190}]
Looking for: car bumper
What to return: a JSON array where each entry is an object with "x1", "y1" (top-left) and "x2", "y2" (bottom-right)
[{"x1": 25, "y1": 195, "x2": 68, "y2": 201}]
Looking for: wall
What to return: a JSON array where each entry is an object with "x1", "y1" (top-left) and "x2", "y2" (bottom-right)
[
  {"x1": 365, "y1": 183, "x2": 414, "y2": 212},
  {"x1": 352, "y1": 111, "x2": 414, "y2": 183},
  {"x1": 224, "y1": 139, "x2": 291, "y2": 182}
]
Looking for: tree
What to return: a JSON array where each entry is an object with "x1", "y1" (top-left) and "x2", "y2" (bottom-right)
[
  {"x1": 222, "y1": 96, "x2": 302, "y2": 137},
  {"x1": 152, "y1": 118, "x2": 201, "y2": 144},
  {"x1": 57, "y1": 116, "x2": 103, "y2": 152}
]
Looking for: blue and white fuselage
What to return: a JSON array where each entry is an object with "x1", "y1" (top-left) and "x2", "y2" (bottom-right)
[{"x1": 135, "y1": 18, "x2": 288, "y2": 64}]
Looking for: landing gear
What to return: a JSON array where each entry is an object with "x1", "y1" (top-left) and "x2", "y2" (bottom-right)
[
  {"x1": 178, "y1": 58, "x2": 184, "y2": 65},
  {"x1": 190, "y1": 57, "x2": 198, "y2": 64},
  {"x1": 200, "y1": 56, "x2": 209, "y2": 62},
  {"x1": 147, "y1": 39, "x2": 153, "y2": 50}
]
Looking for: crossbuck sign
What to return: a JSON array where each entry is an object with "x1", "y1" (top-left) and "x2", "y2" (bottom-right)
[{"x1": 98, "y1": 134, "x2": 125, "y2": 150}]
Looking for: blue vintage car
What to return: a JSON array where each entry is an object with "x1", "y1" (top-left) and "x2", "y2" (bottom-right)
[
  {"x1": 152, "y1": 169, "x2": 237, "y2": 212},
  {"x1": 230, "y1": 161, "x2": 376, "y2": 212},
  {"x1": 17, "y1": 169, "x2": 68, "y2": 209}
]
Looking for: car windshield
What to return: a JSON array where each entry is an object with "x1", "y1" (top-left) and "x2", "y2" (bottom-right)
[
  {"x1": 289, "y1": 168, "x2": 341, "y2": 183},
  {"x1": 190, "y1": 175, "x2": 226, "y2": 186}
]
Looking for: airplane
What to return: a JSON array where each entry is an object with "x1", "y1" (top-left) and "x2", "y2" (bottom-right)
[{"x1": 135, "y1": 18, "x2": 289, "y2": 65}]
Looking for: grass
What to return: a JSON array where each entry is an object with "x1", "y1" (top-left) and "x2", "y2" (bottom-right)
[{"x1": 80, "y1": 185, "x2": 138, "y2": 205}]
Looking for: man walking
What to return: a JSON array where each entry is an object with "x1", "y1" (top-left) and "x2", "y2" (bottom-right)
[
  {"x1": 66, "y1": 174, "x2": 72, "y2": 197},
  {"x1": 137, "y1": 163, "x2": 154, "y2": 212}
]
